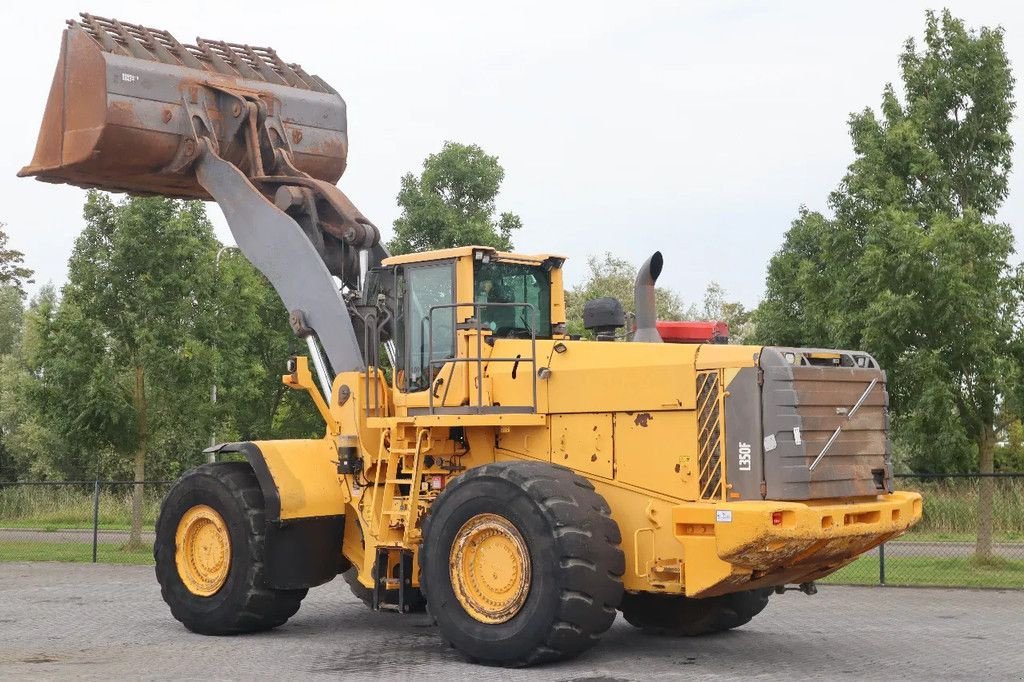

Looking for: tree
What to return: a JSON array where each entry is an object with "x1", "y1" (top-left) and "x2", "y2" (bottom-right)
[
  {"x1": 209, "y1": 253, "x2": 323, "y2": 442},
  {"x1": 0, "y1": 286, "x2": 64, "y2": 481},
  {"x1": 565, "y1": 253, "x2": 692, "y2": 337},
  {"x1": 702, "y1": 282, "x2": 753, "y2": 344},
  {"x1": 755, "y1": 11, "x2": 1016, "y2": 558},
  {"x1": 388, "y1": 142, "x2": 522, "y2": 255},
  {"x1": 4, "y1": 197, "x2": 322, "y2": 494},
  {"x1": 995, "y1": 420, "x2": 1024, "y2": 472},
  {"x1": 0, "y1": 285, "x2": 22, "y2": 356},
  {"x1": 0, "y1": 223, "x2": 33, "y2": 294},
  {"x1": 35, "y1": 193, "x2": 221, "y2": 545},
  {"x1": 0, "y1": 284, "x2": 25, "y2": 480}
]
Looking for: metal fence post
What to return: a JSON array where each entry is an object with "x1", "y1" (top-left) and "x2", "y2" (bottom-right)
[
  {"x1": 91, "y1": 479, "x2": 100, "y2": 563},
  {"x1": 879, "y1": 542, "x2": 886, "y2": 585}
]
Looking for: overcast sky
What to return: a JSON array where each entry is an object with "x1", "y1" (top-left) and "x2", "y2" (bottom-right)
[{"x1": 5, "y1": 1, "x2": 1024, "y2": 309}]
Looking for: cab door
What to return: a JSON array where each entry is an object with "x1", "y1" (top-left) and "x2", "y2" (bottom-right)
[{"x1": 393, "y1": 261, "x2": 467, "y2": 410}]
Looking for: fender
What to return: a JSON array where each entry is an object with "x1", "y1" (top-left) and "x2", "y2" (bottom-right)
[{"x1": 211, "y1": 440, "x2": 350, "y2": 590}]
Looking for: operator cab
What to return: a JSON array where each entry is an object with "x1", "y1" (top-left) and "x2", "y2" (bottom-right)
[
  {"x1": 475, "y1": 259, "x2": 553, "y2": 339},
  {"x1": 363, "y1": 246, "x2": 566, "y2": 396}
]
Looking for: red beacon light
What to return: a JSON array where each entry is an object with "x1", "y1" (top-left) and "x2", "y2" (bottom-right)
[{"x1": 655, "y1": 320, "x2": 730, "y2": 344}]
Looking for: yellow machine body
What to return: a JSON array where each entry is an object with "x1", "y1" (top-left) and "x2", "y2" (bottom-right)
[
  {"x1": 23, "y1": 13, "x2": 923, "y2": 664},
  {"x1": 254, "y1": 246, "x2": 922, "y2": 599}
]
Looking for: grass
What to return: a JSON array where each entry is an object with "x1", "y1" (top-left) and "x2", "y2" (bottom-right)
[
  {"x1": 1, "y1": 477, "x2": 1022, "y2": 585},
  {"x1": 0, "y1": 519, "x2": 155, "y2": 532},
  {"x1": 899, "y1": 477, "x2": 1024, "y2": 539},
  {"x1": 821, "y1": 555, "x2": 1024, "y2": 589},
  {"x1": 0, "y1": 541, "x2": 154, "y2": 565},
  {"x1": 900, "y1": 529, "x2": 1024, "y2": 543},
  {"x1": 0, "y1": 483, "x2": 167, "y2": 530}
]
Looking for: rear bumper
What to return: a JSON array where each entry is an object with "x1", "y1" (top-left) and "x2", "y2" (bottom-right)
[{"x1": 672, "y1": 491, "x2": 922, "y2": 597}]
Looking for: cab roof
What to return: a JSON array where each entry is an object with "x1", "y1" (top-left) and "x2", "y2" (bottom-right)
[{"x1": 381, "y1": 245, "x2": 566, "y2": 267}]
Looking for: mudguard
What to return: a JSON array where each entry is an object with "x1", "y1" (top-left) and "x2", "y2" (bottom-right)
[{"x1": 212, "y1": 440, "x2": 349, "y2": 590}]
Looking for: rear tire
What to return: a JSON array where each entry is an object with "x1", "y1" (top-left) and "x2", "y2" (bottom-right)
[
  {"x1": 420, "y1": 461, "x2": 624, "y2": 667},
  {"x1": 619, "y1": 588, "x2": 771, "y2": 636},
  {"x1": 154, "y1": 462, "x2": 307, "y2": 634}
]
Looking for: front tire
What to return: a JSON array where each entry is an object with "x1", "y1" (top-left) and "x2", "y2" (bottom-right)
[
  {"x1": 420, "y1": 461, "x2": 624, "y2": 667},
  {"x1": 154, "y1": 462, "x2": 307, "y2": 634},
  {"x1": 619, "y1": 588, "x2": 771, "y2": 636}
]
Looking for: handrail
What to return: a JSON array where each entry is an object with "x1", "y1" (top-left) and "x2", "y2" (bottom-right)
[
  {"x1": 351, "y1": 300, "x2": 394, "y2": 418},
  {"x1": 402, "y1": 429, "x2": 431, "y2": 544},
  {"x1": 426, "y1": 302, "x2": 539, "y2": 415}
]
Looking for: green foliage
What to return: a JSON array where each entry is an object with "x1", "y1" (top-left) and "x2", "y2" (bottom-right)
[
  {"x1": 821, "y1": 555, "x2": 1024, "y2": 589},
  {"x1": 995, "y1": 420, "x2": 1024, "y2": 472},
  {"x1": 388, "y1": 142, "x2": 521, "y2": 255},
  {"x1": 0, "y1": 193, "x2": 323, "y2": 483},
  {"x1": 0, "y1": 541, "x2": 156, "y2": 564},
  {"x1": 0, "y1": 223, "x2": 33, "y2": 294},
  {"x1": 208, "y1": 253, "x2": 323, "y2": 442},
  {"x1": 756, "y1": 10, "x2": 1018, "y2": 474},
  {"x1": 701, "y1": 282, "x2": 753, "y2": 344},
  {"x1": 27, "y1": 193, "x2": 221, "y2": 481},
  {"x1": 0, "y1": 285, "x2": 22, "y2": 355},
  {"x1": 0, "y1": 286, "x2": 61, "y2": 480},
  {"x1": 0, "y1": 286, "x2": 23, "y2": 477},
  {"x1": 903, "y1": 477, "x2": 1024, "y2": 538},
  {"x1": 0, "y1": 482, "x2": 167, "y2": 530}
]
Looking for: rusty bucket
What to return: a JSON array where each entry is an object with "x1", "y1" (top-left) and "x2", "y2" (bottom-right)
[{"x1": 19, "y1": 13, "x2": 348, "y2": 198}]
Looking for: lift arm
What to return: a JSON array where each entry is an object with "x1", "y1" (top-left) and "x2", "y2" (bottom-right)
[{"x1": 192, "y1": 139, "x2": 365, "y2": 374}]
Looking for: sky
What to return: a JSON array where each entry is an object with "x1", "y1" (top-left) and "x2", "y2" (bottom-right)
[{"x1": 5, "y1": 1, "x2": 1024, "y2": 310}]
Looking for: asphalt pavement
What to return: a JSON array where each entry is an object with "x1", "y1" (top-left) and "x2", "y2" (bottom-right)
[{"x1": 1, "y1": 562, "x2": 1021, "y2": 680}]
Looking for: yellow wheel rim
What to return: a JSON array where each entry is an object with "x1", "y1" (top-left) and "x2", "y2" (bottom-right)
[
  {"x1": 175, "y1": 504, "x2": 231, "y2": 597},
  {"x1": 450, "y1": 513, "x2": 531, "y2": 624}
]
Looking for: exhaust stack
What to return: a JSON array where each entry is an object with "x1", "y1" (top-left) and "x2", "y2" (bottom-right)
[{"x1": 633, "y1": 251, "x2": 664, "y2": 343}]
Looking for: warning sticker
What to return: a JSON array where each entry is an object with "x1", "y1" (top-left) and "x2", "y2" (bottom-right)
[{"x1": 716, "y1": 510, "x2": 733, "y2": 523}]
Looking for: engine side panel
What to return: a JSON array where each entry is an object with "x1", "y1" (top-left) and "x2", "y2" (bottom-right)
[{"x1": 723, "y1": 366, "x2": 764, "y2": 501}]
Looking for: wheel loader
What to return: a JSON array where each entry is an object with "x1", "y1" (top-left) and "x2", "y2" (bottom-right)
[{"x1": 21, "y1": 14, "x2": 922, "y2": 667}]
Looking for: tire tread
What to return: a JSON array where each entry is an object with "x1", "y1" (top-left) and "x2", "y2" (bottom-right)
[
  {"x1": 421, "y1": 460, "x2": 625, "y2": 667},
  {"x1": 154, "y1": 462, "x2": 306, "y2": 635},
  {"x1": 620, "y1": 588, "x2": 771, "y2": 637}
]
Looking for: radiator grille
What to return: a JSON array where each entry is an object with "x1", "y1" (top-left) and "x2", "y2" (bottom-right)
[{"x1": 697, "y1": 370, "x2": 726, "y2": 500}]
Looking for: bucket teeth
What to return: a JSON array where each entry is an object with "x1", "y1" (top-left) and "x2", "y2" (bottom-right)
[{"x1": 71, "y1": 12, "x2": 329, "y2": 92}]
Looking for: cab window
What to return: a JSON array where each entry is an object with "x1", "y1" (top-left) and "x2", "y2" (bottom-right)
[
  {"x1": 474, "y1": 261, "x2": 551, "y2": 338},
  {"x1": 399, "y1": 262, "x2": 455, "y2": 392}
]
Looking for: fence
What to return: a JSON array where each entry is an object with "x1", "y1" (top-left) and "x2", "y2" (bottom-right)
[
  {"x1": 1, "y1": 474, "x2": 1022, "y2": 590},
  {"x1": 822, "y1": 473, "x2": 1024, "y2": 589},
  {"x1": 0, "y1": 480, "x2": 173, "y2": 564}
]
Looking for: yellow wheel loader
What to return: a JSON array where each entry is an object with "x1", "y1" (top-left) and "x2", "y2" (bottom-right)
[{"x1": 22, "y1": 14, "x2": 922, "y2": 667}]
